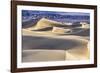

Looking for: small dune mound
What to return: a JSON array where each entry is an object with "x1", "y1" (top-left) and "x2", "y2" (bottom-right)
[
  {"x1": 52, "y1": 27, "x2": 72, "y2": 34},
  {"x1": 80, "y1": 22, "x2": 90, "y2": 28}
]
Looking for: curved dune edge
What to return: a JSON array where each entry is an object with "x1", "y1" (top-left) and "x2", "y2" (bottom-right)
[
  {"x1": 65, "y1": 48, "x2": 89, "y2": 60},
  {"x1": 65, "y1": 42, "x2": 90, "y2": 60}
]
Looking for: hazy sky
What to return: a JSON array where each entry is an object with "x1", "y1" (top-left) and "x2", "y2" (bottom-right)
[{"x1": 22, "y1": 10, "x2": 90, "y2": 16}]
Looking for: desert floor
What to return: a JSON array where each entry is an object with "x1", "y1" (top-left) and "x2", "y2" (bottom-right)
[{"x1": 22, "y1": 29, "x2": 89, "y2": 62}]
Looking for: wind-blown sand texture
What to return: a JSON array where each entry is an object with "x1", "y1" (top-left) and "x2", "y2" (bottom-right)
[{"x1": 22, "y1": 18, "x2": 90, "y2": 62}]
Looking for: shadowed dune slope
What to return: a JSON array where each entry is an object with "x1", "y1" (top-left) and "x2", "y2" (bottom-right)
[
  {"x1": 72, "y1": 28, "x2": 90, "y2": 36},
  {"x1": 22, "y1": 19, "x2": 40, "y2": 28}
]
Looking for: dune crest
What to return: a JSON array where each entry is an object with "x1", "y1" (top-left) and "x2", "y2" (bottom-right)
[{"x1": 27, "y1": 18, "x2": 63, "y2": 30}]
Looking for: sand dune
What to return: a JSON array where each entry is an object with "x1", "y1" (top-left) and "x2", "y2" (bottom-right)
[
  {"x1": 24, "y1": 18, "x2": 89, "y2": 35},
  {"x1": 23, "y1": 27, "x2": 89, "y2": 36},
  {"x1": 25, "y1": 18, "x2": 90, "y2": 36},
  {"x1": 22, "y1": 29, "x2": 89, "y2": 62},
  {"x1": 51, "y1": 26, "x2": 89, "y2": 35},
  {"x1": 27, "y1": 18, "x2": 66, "y2": 30},
  {"x1": 22, "y1": 18, "x2": 90, "y2": 62},
  {"x1": 52, "y1": 27, "x2": 72, "y2": 34},
  {"x1": 66, "y1": 47, "x2": 89, "y2": 60}
]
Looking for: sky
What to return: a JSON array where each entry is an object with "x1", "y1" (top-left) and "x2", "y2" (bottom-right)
[
  {"x1": 22, "y1": 10, "x2": 90, "y2": 23},
  {"x1": 22, "y1": 10, "x2": 90, "y2": 16}
]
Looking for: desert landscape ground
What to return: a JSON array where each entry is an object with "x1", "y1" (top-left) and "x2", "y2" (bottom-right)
[{"x1": 22, "y1": 17, "x2": 90, "y2": 62}]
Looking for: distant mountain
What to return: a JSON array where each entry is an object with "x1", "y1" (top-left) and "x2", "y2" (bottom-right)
[{"x1": 22, "y1": 10, "x2": 90, "y2": 27}]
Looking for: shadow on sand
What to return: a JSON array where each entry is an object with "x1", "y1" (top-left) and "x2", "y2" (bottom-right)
[{"x1": 22, "y1": 36, "x2": 86, "y2": 50}]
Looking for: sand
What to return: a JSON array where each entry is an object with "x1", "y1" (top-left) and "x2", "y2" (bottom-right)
[
  {"x1": 22, "y1": 50, "x2": 66, "y2": 62},
  {"x1": 22, "y1": 29, "x2": 89, "y2": 62},
  {"x1": 27, "y1": 18, "x2": 63, "y2": 30},
  {"x1": 22, "y1": 18, "x2": 90, "y2": 62}
]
